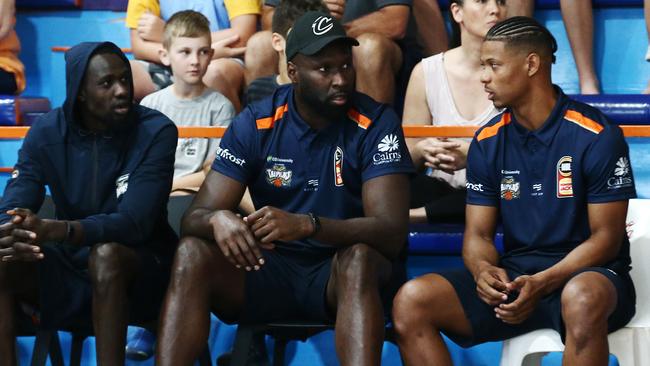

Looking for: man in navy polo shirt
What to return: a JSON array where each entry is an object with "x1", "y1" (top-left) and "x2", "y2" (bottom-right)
[
  {"x1": 156, "y1": 11, "x2": 414, "y2": 365},
  {"x1": 393, "y1": 17, "x2": 636, "y2": 366}
]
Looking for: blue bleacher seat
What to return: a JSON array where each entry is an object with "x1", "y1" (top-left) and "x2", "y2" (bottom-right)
[
  {"x1": 572, "y1": 94, "x2": 650, "y2": 125},
  {"x1": 16, "y1": 0, "x2": 79, "y2": 8},
  {"x1": 0, "y1": 95, "x2": 51, "y2": 126}
]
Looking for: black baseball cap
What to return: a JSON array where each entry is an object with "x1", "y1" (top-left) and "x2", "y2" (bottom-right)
[{"x1": 285, "y1": 11, "x2": 359, "y2": 61}]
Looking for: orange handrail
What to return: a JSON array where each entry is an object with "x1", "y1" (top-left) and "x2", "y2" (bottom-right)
[{"x1": 2, "y1": 125, "x2": 650, "y2": 139}]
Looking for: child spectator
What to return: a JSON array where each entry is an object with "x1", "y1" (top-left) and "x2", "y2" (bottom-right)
[
  {"x1": 245, "y1": 0, "x2": 328, "y2": 105},
  {"x1": 0, "y1": 0, "x2": 25, "y2": 94},
  {"x1": 140, "y1": 10, "x2": 235, "y2": 195},
  {"x1": 126, "y1": 0, "x2": 261, "y2": 109},
  {"x1": 403, "y1": 0, "x2": 506, "y2": 224}
]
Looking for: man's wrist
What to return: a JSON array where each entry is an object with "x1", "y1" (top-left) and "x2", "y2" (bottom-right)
[
  {"x1": 42, "y1": 219, "x2": 67, "y2": 243},
  {"x1": 306, "y1": 213, "x2": 321, "y2": 238}
]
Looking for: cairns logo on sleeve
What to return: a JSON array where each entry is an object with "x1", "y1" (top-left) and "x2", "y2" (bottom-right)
[
  {"x1": 556, "y1": 155, "x2": 573, "y2": 198},
  {"x1": 334, "y1": 147, "x2": 344, "y2": 186},
  {"x1": 500, "y1": 176, "x2": 520, "y2": 200},
  {"x1": 266, "y1": 164, "x2": 293, "y2": 187},
  {"x1": 607, "y1": 157, "x2": 634, "y2": 190},
  {"x1": 115, "y1": 173, "x2": 129, "y2": 199},
  {"x1": 215, "y1": 147, "x2": 245, "y2": 167},
  {"x1": 373, "y1": 134, "x2": 402, "y2": 165}
]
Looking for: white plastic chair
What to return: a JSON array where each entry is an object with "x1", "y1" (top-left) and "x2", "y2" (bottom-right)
[{"x1": 500, "y1": 199, "x2": 650, "y2": 366}]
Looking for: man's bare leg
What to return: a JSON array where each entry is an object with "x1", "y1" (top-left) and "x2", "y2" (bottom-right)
[
  {"x1": 413, "y1": 0, "x2": 448, "y2": 56},
  {"x1": 0, "y1": 261, "x2": 39, "y2": 365},
  {"x1": 129, "y1": 60, "x2": 158, "y2": 102},
  {"x1": 507, "y1": 0, "x2": 534, "y2": 17},
  {"x1": 89, "y1": 242, "x2": 141, "y2": 366},
  {"x1": 560, "y1": 0, "x2": 599, "y2": 94},
  {"x1": 204, "y1": 59, "x2": 245, "y2": 112},
  {"x1": 156, "y1": 237, "x2": 246, "y2": 366},
  {"x1": 392, "y1": 273, "x2": 473, "y2": 366},
  {"x1": 353, "y1": 33, "x2": 402, "y2": 104},
  {"x1": 325, "y1": 244, "x2": 392, "y2": 366},
  {"x1": 561, "y1": 272, "x2": 618, "y2": 366},
  {"x1": 244, "y1": 31, "x2": 279, "y2": 85}
]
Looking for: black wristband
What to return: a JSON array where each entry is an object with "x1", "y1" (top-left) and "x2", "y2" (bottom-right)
[
  {"x1": 63, "y1": 221, "x2": 74, "y2": 244},
  {"x1": 308, "y1": 212, "x2": 321, "y2": 237}
]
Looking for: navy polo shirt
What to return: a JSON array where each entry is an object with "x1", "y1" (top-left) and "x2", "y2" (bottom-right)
[
  {"x1": 212, "y1": 85, "x2": 414, "y2": 253},
  {"x1": 466, "y1": 88, "x2": 636, "y2": 275}
]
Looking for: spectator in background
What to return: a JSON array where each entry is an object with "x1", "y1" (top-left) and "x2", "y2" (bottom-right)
[
  {"x1": 0, "y1": 42, "x2": 178, "y2": 364},
  {"x1": 141, "y1": 11, "x2": 235, "y2": 194},
  {"x1": 0, "y1": 0, "x2": 25, "y2": 94},
  {"x1": 245, "y1": 0, "x2": 329, "y2": 105},
  {"x1": 412, "y1": 0, "x2": 448, "y2": 56},
  {"x1": 404, "y1": 0, "x2": 505, "y2": 224},
  {"x1": 561, "y1": 0, "x2": 599, "y2": 94},
  {"x1": 126, "y1": 0, "x2": 262, "y2": 109},
  {"x1": 506, "y1": 0, "x2": 533, "y2": 17},
  {"x1": 246, "y1": 0, "x2": 415, "y2": 106},
  {"x1": 645, "y1": 0, "x2": 650, "y2": 94}
]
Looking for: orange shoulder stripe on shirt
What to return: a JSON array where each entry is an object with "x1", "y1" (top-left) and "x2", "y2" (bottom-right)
[
  {"x1": 347, "y1": 108, "x2": 373, "y2": 129},
  {"x1": 564, "y1": 110, "x2": 604, "y2": 134},
  {"x1": 477, "y1": 112, "x2": 511, "y2": 141},
  {"x1": 255, "y1": 104, "x2": 289, "y2": 129}
]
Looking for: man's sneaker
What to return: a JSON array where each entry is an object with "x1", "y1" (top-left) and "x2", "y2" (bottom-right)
[{"x1": 125, "y1": 326, "x2": 156, "y2": 361}]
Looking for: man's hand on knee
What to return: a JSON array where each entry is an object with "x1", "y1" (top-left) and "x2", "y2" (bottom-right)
[
  {"x1": 474, "y1": 264, "x2": 510, "y2": 306},
  {"x1": 244, "y1": 206, "x2": 313, "y2": 244},
  {"x1": 209, "y1": 210, "x2": 266, "y2": 271},
  {"x1": 495, "y1": 275, "x2": 545, "y2": 324},
  {"x1": 0, "y1": 210, "x2": 45, "y2": 262}
]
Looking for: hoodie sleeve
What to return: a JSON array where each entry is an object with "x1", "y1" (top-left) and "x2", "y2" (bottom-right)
[
  {"x1": 77, "y1": 123, "x2": 178, "y2": 246},
  {"x1": 0, "y1": 128, "x2": 46, "y2": 224}
]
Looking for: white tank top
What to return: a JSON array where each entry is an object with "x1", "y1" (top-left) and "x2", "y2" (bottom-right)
[{"x1": 422, "y1": 52, "x2": 502, "y2": 189}]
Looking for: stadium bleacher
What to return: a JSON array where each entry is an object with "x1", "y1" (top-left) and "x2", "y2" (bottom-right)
[{"x1": 1, "y1": 0, "x2": 650, "y2": 365}]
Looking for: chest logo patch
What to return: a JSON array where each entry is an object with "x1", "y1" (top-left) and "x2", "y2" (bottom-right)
[
  {"x1": 334, "y1": 147, "x2": 344, "y2": 187},
  {"x1": 266, "y1": 164, "x2": 292, "y2": 187},
  {"x1": 180, "y1": 138, "x2": 197, "y2": 157},
  {"x1": 556, "y1": 156, "x2": 573, "y2": 198},
  {"x1": 500, "y1": 176, "x2": 520, "y2": 200},
  {"x1": 116, "y1": 173, "x2": 129, "y2": 199}
]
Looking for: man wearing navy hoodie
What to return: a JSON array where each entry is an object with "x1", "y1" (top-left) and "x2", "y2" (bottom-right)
[{"x1": 0, "y1": 42, "x2": 178, "y2": 364}]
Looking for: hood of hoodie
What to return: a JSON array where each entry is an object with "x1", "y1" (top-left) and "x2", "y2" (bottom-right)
[{"x1": 62, "y1": 42, "x2": 133, "y2": 128}]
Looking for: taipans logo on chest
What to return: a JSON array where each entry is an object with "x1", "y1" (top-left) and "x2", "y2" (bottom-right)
[
  {"x1": 266, "y1": 164, "x2": 292, "y2": 187},
  {"x1": 334, "y1": 147, "x2": 344, "y2": 186},
  {"x1": 500, "y1": 176, "x2": 520, "y2": 200},
  {"x1": 556, "y1": 156, "x2": 573, "y2": 198}
]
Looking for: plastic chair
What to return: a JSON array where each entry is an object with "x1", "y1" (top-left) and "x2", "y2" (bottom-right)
[{"x1": 500, "y1": 199, "x2": 650, "y2": 366}]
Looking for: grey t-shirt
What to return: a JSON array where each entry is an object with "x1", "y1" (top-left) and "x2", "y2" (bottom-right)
[{"x1": 140, "y1": 86, "x2": 236, "y2": 178}]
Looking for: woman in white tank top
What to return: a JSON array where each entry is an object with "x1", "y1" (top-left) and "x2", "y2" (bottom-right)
[{"x1": 404, "y1": 0, "x2": 506, "y2": 223}]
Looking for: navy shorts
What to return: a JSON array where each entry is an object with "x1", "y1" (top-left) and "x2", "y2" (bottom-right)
[
  {"x1": 241, "y1": 246, "x2": 406, "y2": 324},
  {"x1": 37, "y1": 242, "x2": 173, "y2": 328},
  {"x1": 438, "y1": 266, "x2": 636, "y2": 347}
]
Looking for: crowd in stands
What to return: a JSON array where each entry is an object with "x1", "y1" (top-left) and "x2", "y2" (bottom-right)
[{"x1": 0, "y1": 0, "x2": 649, "y2": 365}]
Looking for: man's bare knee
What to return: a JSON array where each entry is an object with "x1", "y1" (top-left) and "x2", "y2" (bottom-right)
[
  {"x1": 244, "y1": 30, "x2": 278, "y2": 82},
  {"x1": 170, "y1": 237, "x2": 216, "y2": 283},
  {"x1": 561, "y1": 273, "x2": 616, "y2": 348},
  {"x1": 354, "y1": 33, "x2": 401, "y2": 73},
  {"x1": 335, "y1": 243, "x2": 389, "y2": 284},
  {"x1": 88, "y1": 242, "x2": 136, "y2": 289}
]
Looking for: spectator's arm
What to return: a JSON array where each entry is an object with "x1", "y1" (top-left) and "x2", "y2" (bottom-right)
[
  {"x1": 211, "y1": 14, "x2": 258, "y2": 48},
  {"x1": 130, "y1": 29, "x2": 163, "y2": 63},
  {"x1": 0, "y1": 0, "x2": 15, "y2": 41},
  {"x1": 261, "y1": 5, "x2": 274, "y2": 31},
  {"x1": 344, "y1": 4, "x2": 409, "y2": 40},
  {"x1": 402, "y1": 62, "x2": 433, "y2": 170}
]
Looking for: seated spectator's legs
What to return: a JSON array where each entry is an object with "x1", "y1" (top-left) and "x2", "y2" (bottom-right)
[
  {"x1": 0, "y1": 261, "x2": 39, "y2": 364},
  {"x1": 327, "y1": 243, "x2": 397, "y2": 364},
  {"x1": 561, "y1": 271, "x2": 617, "y2": 364},
  {"x1": 0, "y1": 69, "x2": 17, "y2": 94},
  {"x1": 560, "y1": 0, "x2": 599, "y2": 94},
  {"x1": 130, "y1": 60, "x2": 159, "y2": 102},
  {"x1": 353, "y1": 33, "x2": 402, "y2": 104},
  {"x1": 244, "y1": 31, "x2": 279, "y2": 85},
  {"x1": 506, "y1": 0, "x2": 534, "y2": 17},
  {"x1": 393, "y1": 274, "x2": 472, "y2": 366},
  {"x1": 204, "y1": 58, "x2": 244, "y2": 112},
  {"x1": 413, "y1": 0, "x2": 448, "y2": 56},
  {"x1": 89, "y1": 242, "x2": 145, "y2": 364},
  {"x1": 156, "y1": 236, "x2": 246, "y2": 366},
  {"x1": 644, "y1": 0, "x2": 650, "y2": 94}
]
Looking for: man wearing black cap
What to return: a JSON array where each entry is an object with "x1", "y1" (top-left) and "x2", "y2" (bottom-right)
[{"x1": 156, "y1": 11, "x2": 414, "y2": 365}]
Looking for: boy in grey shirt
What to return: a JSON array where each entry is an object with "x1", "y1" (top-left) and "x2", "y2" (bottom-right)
[{"x1": 141, "y1": 10, "x2": 235, "y2": 194}]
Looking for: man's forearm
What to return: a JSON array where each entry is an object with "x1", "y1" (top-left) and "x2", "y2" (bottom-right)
[
  {"x1": 180, "y1": 208, "x2": 218, "y2": 240},
  {"x1": 463, "y1": 236, "x2": 501, "y2": 280},
  {"x1": 42, "y1": 219, "x2": 83, "y2": 245},
  {"x1": 311, "y1": 215, "x2": 408, "y2": 260}
]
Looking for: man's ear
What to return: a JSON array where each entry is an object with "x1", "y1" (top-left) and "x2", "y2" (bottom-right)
[
  {"x1": 526, "y1": 52, "x2": 541, "y2": 77},
  {"x1": 271, "y1": 32, "x2": 285, "y2": 53},
  {"x1": 287, "y1": 61, "x2": 298, "y2": 83},
  {"x1": 159, "y1": 47, "x2": 170, "y2": 67}
]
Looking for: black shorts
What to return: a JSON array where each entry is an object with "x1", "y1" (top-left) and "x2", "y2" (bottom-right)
[
  {"x1": 241, "y1": 246, "x2": 406, "y2": 324},
  {"x1": 438, "y1": 266, "x2": 636, "y2": 347},
  {"x1": 37, "y1": 242, "x2": 173, "y2": 329}
]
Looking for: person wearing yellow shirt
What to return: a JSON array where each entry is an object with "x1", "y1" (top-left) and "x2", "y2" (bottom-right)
[{"x1": 0, "y1": 0, "x2": 25, "y2": 94}]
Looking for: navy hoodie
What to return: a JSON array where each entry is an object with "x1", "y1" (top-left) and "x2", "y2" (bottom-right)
[{"x1": 0, "y1": 42, "x2": 178, "y2": 252}]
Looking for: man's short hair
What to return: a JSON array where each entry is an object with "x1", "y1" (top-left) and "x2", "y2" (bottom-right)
[
  {"x1": 485, "y1": 16, "x2": 558, "y2": 64},
  {"x1": 271, "y1": 0, "x2": 329, "y2": 37},
  {"x1": 163, "y1": 10, "x2": 211, "y2": 50}
]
